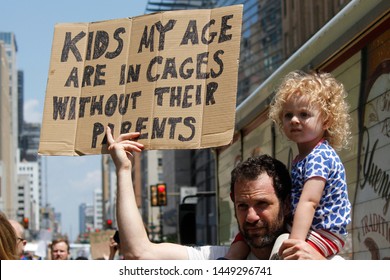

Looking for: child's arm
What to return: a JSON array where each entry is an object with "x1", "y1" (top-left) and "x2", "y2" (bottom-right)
[
  {"x1": 224, "y1": 233, "x2": 250, "y2": 260},
  {"x1": 290, "y1": 177, "x2": 326, "y2": 240}
]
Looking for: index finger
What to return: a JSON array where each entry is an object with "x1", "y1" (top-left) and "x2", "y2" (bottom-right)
[
  {"x1": 278, "y1": 238, "x2": 295, "y2": 256},
  {"x1": 106, "y1": 126, "x2": 115, "y2": 145}
]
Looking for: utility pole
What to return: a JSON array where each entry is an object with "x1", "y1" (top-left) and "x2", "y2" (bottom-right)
[{"x1": 159, "y1": 206, "x2": 164, "y2": 242}]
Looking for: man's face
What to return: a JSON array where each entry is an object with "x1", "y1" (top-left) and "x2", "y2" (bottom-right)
[
  {"x1": 234, "y1": 173, "x2": 285, "y2": 250},
  {"x1": 51, "y1": 242, "x2": 69, "y2": 260},
  {"x1": 16, "y1": 237, "x2": 26, "y2": 258},
  {"x1": 10, "y1": 221, "x2": 26, "y2": 258}
]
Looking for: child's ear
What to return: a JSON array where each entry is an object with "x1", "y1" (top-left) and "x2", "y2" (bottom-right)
[{"x1": 323, "y1": 118, "x2": 331, "y2": 130}]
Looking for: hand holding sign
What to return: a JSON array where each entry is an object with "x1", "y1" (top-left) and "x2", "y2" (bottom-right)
[{"x1": 106, "y1": 126, "x2": 144, "y2": 170}]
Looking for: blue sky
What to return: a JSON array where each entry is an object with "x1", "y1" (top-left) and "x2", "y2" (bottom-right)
[{"x1": 0, "y1": 0, "x2": 149, "y2": 241}]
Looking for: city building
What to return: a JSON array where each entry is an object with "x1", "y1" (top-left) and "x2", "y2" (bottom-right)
[
  {"x1": 17, "y1": 160, "x2": 40, "y2": 232},
  {"x1": 0, "y1": 32, "x2": 18, "y2": 155},
  {"x1": 79, "y1": 203, "x2": 94, "y2": 234},
  {"x1": 17, "y1": 70, "x2": 24, "y2": 142},
  {"x1": 19, "y1": 122, "x2": 41, "y2": 162},
  {"x1": 0, "y1": 41, "x2": 12, "y2": 215},
  {"x1": 282, "y1": 0, "x2": 351, "y2": 57},
  {"x1": 18, "y1": 122, "x2": 43, "y2": 228},
  {"x1": 162, "y1": 149, "x2": 193, "y2": 242},
  {"x1": 0, "y1": 32, "x2": 18, "y2": 220},
  {"x1": 93, "y1": 188, "x2": 103, "y2": 230},
  {"x1": 145, "y1": 0, "x2": 212, "y2": 12},
  {"x1": 141, "y1": 150, "x2": 164, "y2": 242},
  {"x1": 1, "y1": 32, "x2": 45, "y2": 237},
  {"x1": 16, "y1": 174, "x2": 31, "y2": 232}
]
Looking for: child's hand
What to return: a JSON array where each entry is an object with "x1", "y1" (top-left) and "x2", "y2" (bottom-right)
[
  {"x1": 224, "y1": 240, "x2": 250, "y2": 260},
  {"x1": 279, "y1": 239, "x2": 325, "y2": 260}
]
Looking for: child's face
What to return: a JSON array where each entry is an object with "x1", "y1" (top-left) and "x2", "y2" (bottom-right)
[{"x1": 281, "y1": 95, "x2": 327, "y2": 146}]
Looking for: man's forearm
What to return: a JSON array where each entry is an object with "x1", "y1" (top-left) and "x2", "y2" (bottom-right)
[{"x1": 116, "y1": 167, "x2": 150, "y2": 259}]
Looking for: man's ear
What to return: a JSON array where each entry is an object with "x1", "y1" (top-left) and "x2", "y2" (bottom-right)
[
  {"x1": 282, "y1": 196, "x2": 292, "y2": 222},
  {"x1": 283, "y1": 195, "x2": 291, "y2": 213}
]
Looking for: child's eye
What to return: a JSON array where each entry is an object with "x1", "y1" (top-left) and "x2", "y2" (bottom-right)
[
  {"x1": 284, "y1": 112, "x2": 293, "y2": 119},
  {"x1": 300, "y1": 112, "x2": 310, "y2": 118}
]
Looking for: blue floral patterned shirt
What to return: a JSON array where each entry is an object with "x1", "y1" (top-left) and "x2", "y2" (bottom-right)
[{"x1": 291, "y1": 140, "x2": 351, "y2": 235}]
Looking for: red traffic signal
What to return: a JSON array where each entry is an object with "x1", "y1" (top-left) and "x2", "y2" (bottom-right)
[
  {"x1": 157, "y1": 184, "x2": 167, "y2": 206},
  {"x1": 22, "y1": 217, "x2": 29, "y2": 229},
  {"x1": 106, "y1": 219, "x2": 113, "y2": 229},
  {"x1": 150, "y1": 184, "x2": 167, "y2": 206}
]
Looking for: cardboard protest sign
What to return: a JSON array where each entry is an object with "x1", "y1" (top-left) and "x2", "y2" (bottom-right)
[
  {"x1": 89, "y1": 230, "x2": 115, "y2": 260},
  {"x1": 39, "y1": 5, "x2": 243, "y2": 155}
]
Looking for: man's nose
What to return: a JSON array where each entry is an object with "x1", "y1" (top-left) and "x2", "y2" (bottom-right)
[{"x1": 246, "y1": 207, "x2": 259, "y2": 223}]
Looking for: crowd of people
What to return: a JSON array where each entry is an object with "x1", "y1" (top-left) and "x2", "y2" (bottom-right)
[
  {"x1": 0, "y1": 213, "x2": 121, "y2": 260},
  {"x1": 1, "y1": 70, "x2": 351, "y2": 261}
]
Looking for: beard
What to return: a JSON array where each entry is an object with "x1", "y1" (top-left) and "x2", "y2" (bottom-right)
[{"x1": 238, "y1": 211, "x2": 285, "y2": 249}]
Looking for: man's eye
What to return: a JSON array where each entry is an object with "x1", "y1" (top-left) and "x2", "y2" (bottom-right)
[
  {"x1": 237, "y1": 204, "x2": 248, "y2": 210},
  {"x1": 256, "y1": 201, "x2": 268, "y2": 210}
]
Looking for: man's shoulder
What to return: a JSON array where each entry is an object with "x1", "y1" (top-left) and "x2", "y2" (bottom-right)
[
  {"x1": 186, "y1": 245, "x2": 344, "y2": 260},
  {"x1": 327, "y1": 254, "x2": 345, "y2": 260},
  {"x1": 186, "y1": 245, "x2": 230, "y2": 260},
  {"x1": 186, "y1": 245, "x2": 262, "y2": 260}
]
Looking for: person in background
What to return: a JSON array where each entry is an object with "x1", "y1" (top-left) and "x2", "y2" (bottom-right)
[
  {"x1": 50, "y1": 238, "x2": 70, "y2": 260},
  {"x1": 0, "y1": 212, "x2": 18, "y2": 260},
  {"x1": 108, "y1": 231, "x2": 120, "y2": 260},
  {"x1": 9, "y1": 219, "x2": 27, "y2": 259},
  {"x1": 226, "y1": 70, "x2": 352, "y2": 259}
]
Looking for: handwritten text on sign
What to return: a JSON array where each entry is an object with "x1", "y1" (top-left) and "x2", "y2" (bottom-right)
[{"x1": 39, "y1": 5, "x2": 242, "y2": 155}]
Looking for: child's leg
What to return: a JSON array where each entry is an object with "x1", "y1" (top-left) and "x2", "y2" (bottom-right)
[
  {"x1": 269, "y1": 233, "x2": 289, "y2": 260},
  {"x1": 224, "y1": 240, "x2": 250, "y2": 260},
  {"x1": 306, "y1": 229, "x2": 346, "y2": 257}
]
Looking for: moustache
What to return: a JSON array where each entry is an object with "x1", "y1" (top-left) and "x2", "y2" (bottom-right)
[{"x1": 243, "y1": 221, "x2": 267, "y2": 232}]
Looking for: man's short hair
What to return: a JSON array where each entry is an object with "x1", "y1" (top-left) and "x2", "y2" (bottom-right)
[
  {"x1": 230, "y1": 154, "x2": 292, "y2": 203},
  {"x1": 50, "y1": 238, "x2": 70, "y2": 252}
]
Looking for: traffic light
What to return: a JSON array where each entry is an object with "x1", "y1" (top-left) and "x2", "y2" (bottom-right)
[
  {"x1": 106, "y1": 219, "x2": 113, "y2": 229},
  {"x1": 150, "y1": 185, "x2": 158, "y2": 207},
  {"x1": 22, "y1": 217, "x2": 29, "y2": 229},
  {"x1": 150, "y1": 184, "x2": 167, "y2": 206},
  {"x1": 157, "y1": 184, "x2": 167, "y2": 206}
]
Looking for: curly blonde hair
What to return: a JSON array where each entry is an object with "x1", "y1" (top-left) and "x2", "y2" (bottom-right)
[{"x1": 268, "y1": 70, "x2": 351, "y2": 150}]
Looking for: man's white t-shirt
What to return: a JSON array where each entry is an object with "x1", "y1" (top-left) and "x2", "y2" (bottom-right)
[
  {"x1": 186, "y1": 245, "x2": 344, "y2": 260},
  {"x1": 186, "y1": 246, "x2": 258, "y2": 260}
]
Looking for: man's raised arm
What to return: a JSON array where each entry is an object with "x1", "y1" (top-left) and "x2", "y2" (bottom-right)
[{"x1": 106, "y1": 127, "x2": 189, "y2": 260}]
